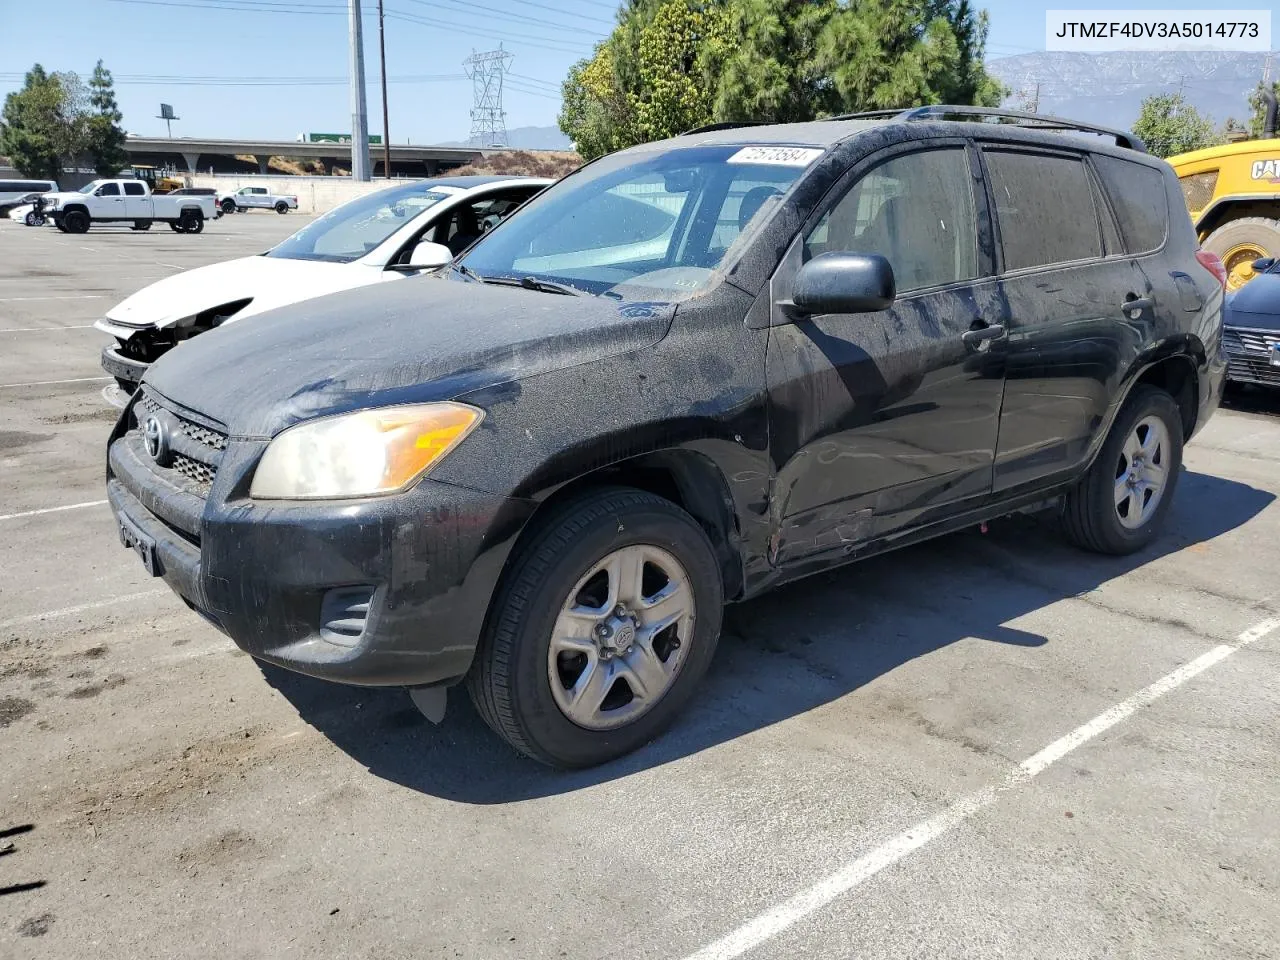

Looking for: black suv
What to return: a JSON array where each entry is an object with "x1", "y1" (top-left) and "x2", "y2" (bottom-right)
[{"x1": 106, "y1": 107, "x2": 1226, "y2": 767}]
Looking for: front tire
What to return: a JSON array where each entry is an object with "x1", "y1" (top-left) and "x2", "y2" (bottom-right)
[
  {"x1": 220, "y1": 198, "x2": 236, "y2": 215},
  {"x1": 1063, "y1": 385, "x2": 1183, "y2": 555},
  {"x1": 64, "y1": 210, "x2": 90, "y2": 234},
  {"x1": 468, "y1": 487, "x2": 723, "y2": 768},
  {"x1": 24, "y1": 212, "x2": 37, "y2": 226}
]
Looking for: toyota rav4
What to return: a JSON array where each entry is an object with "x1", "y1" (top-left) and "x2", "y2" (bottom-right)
[{"x1": 106, "y1": 107, "x2": 1226, "y2": 767}]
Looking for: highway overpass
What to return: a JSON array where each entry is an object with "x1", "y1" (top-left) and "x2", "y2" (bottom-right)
[{"x1": 124, "y1": 136, "x2": 486, "y2": 177}]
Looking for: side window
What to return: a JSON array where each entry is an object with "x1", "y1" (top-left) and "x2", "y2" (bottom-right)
[
  {"x1": 1092, "y1": 155, "x2": 1169, "y2": 254},
  {"x1": 1089, "y1": 173, "x2": 1123, "y2": 255},
  {"x1": 985, "y1": 150, "x2": 1101, "y2": 271},
  {"x1": 805, "y1": 147, "x2": 978, "y2": 294},
  {"x1": 123, "y1": 182, "x2": 146, "y2": 196},
  {"x1": 97, "y1": 182, "x2": 121, "y2": 196}
]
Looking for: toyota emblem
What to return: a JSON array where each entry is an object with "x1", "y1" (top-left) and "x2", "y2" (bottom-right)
[{"x1": 143, "y1": 415, "x2": 171, "y2": 466}]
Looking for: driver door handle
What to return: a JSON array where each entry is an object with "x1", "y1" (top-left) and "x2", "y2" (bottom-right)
[{"x1": 962, "y1": 323, "x2": 1006, "y2": 346}]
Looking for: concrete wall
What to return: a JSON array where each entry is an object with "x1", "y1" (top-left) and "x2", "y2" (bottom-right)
[{"x1": 188, "y1": 175, "x2": 418, "y2": 215}]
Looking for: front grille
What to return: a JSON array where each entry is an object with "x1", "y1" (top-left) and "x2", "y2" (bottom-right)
[
  {"x1": 172, "y1": 452, "x2": 216, "y2": 490},
  {"x1": 137, "y1": 390, "x2": 228, "y2": 452},
  {"x1": 1227, "y1": 355, "x2": 1280, "y2": 385},
  {"x1": 1224, "y1": 328, "x2": 1280, "y2": 353}
]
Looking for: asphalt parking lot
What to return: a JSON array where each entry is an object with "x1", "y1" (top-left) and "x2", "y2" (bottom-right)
[{"x1": 2, "y1": 213, "x2": 1279, "y2": 959}]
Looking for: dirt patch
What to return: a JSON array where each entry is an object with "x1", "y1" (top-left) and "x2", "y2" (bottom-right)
[
  {"x1": 0, "y1": 430, "x2": 52, "y2": 451},
  {"x1": 17, "y1": 913, "x2": 54, "y2": 937},
  {"x1": 443, "y1": 149, "x2": 581, "y2": 180},
  {"x1": 80, "y1": 646, "x2": 109, "y2": 660},
  {"x1": 176, "y1": 828, "x2": 262, "y2": 869},
  {"x1": 40, "y1": 409, "x2": 119, "y2": 425},
  {"x1": 69, "y1": 724, "x2": 276, "y2": 826},
  {"x1": 0, "y1": 697, "x2": 36, "y2": 727},
  {"x1": 66, "y1": 674, "x2": 127, "y2": 699}
]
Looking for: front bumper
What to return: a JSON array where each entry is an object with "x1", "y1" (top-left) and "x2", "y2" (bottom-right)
[
  {"x1": 106, "y1": 392, "x2": 535, "y2": 687},
  {"x1": 1223, "y1": 327, "x2": 1280, "y2": 387},
  {"x1": 101, "y1": 344, "x2": 148, "y2": 390}
]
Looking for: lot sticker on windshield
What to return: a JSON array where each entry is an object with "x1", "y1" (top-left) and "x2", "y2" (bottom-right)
[{"x1": 727, "y1": 146, "x2": 824, "y2": 167}]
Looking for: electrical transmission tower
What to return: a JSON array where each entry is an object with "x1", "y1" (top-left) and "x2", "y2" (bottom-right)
[{"x1": 464, "y1": 47, "x2": 514, "y2": 147}]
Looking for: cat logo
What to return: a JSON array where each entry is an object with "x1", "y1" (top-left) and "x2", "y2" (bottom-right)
[{"x1": 1251, "y1": 158, "x2": 1280, "y2": 180}]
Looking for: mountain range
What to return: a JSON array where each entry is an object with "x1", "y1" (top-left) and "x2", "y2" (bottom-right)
[{"x1": 987, "y1": 51, "x2": 1277, "y2": 130}]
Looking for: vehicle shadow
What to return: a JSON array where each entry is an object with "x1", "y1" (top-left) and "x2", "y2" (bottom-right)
[
  {"x1": 1221, "y1": 383, "x2": 1280, "y2": 418},
  {"x1": 259, "y1": 470, "x2": 1273, "y2": 804}
]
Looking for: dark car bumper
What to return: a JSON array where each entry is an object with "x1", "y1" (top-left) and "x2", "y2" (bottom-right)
[
  {"x1": 106, "y1": 405, "x2": 535, "y2": 688},
  {"x1": 1223, "y1": 327, "x2": 1280, "y2": 387},
  {"x1": 101, "y1": 344, "x2": 148, "y2": 388}
]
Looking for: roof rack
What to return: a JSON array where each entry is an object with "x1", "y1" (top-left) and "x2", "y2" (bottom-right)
[
  {"x1": 680, "y1": 120, "x2": 770, "y2": 136},
  {"x1": 831, "y1": 105, "x2": 1146, "y2": 153}
]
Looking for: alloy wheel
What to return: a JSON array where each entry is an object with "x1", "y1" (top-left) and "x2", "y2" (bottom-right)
[
  {"x1": 1114, "y1": 415, "x2": 1170, "y2": 530},
  {"x1": 547, "y1": 544, "x2": 695, "y2": 730}
]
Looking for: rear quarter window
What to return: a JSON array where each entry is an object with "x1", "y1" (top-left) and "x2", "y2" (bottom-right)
[
  {"x1": 1092, "y1": 155, "x2": 1169, "y2": 254},
  {"x1": 984, "y1": 150, "x2": 1102, "y2": 272}
]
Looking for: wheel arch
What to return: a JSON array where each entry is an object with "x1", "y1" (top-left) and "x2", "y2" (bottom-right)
[
  {"x1": 1195, "y1": 196, "x2": 1279, "y2": 237},
  {"x1": 1119, "y1": 347, "x2": 1202, "y2": 442}
]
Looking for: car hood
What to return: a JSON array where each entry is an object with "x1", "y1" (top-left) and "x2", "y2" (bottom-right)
[
  {"x1": 1225, "y1": 274, "x2": 1280, "y2": 331},
  {"x1": 106, "y1": 255, "x2": 374, "y2": 329},
  {"x1": 143, "y1": 275, "x2": 675, "y2": 438}
]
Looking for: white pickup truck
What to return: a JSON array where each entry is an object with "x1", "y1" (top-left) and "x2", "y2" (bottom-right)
[
  {"x1": 43, "y1": 179, "x2": 218, "y2": 234},
  {"x1": 219, "y1": 185, "x2": 299, "y2": 215}
]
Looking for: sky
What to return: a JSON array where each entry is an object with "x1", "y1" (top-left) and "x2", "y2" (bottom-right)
[{"x1": 0, "y1": 0, "x2": 1270, "y2": 144}]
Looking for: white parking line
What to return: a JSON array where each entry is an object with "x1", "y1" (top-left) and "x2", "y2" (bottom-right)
[
  {"x1": 0, "y1": 295, "x2": 104, "y2": 302},
  {"x1": 0, "y1": 325, "x2": 96, "y2": 333},
  {"x1": 681, "y1": 615, "x2": 1280, "y2": 960},
  {"x1": 0, "y1": 500, "x2": 109, "y2": 522},
  {"x1": 0, "y1": 590, "x2": 168, "y2": 630},
  {"x1": 0, "y1": 376, "x2": 111, "y2": 389}
]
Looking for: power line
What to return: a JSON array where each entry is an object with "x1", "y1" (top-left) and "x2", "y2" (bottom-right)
[
  {"x1": 508, "y1": 71, "x2": 561, "y2": 89},
  {"x1": 400, "y1": 0, "x2": 612, "y2": 30},
  {"x1": 386, "y1": 9, "x2": 589, "y2": 53}
]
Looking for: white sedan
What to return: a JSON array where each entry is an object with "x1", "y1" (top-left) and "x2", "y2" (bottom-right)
[{"x1": 96, "y1": 175, "x2": 552, "y2": 405}]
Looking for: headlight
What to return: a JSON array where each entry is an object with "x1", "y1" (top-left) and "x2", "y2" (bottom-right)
[
  {"x1": 249, "y1": 402, "x2": 483, "y2": 500},
  {"x1": 44, "y1": 197, "x2": 59, "y2": 209}
]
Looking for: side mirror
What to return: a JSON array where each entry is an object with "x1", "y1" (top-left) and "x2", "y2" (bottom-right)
[
  {"x1": 788, "y1": 252, "x2": 896, "y2": 317},
  {"x1": 403, "y1": 240, "x2": 453, "y2": 270},
  {"x1": 1252, "y1": 256, "x2": 1276, "y2": 273}
]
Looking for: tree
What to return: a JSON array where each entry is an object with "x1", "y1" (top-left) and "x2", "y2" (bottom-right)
[
  {"x1": 1, "y1": 65, "x2": 65, "y2": 179},
  {"x1": 559, "y1": 0, "x2": 1006, "y2": 160},
  {"x1": 1131, "y1": 92, "x2": 1218, "y2": 158},
  {"x1": 86, "y1": 60, "x2": 128, "y2": 175}
]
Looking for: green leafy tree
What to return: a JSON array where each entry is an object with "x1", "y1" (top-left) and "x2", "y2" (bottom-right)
[
  {"x1": 1, "y1": 65, "x2": 65, "y2": 179},
  {"x1": 559, "y1": 0, "x2": 1005, "y2": 160},
  {"x1": 86, "y1": 60, "x2": 128, "y2": 175},
  {"x1": 712, "y1": 0, "x2": 838, "y2": 124},
  {"x1": 1131, "y1": 92, "x2": 1218, "y2": 158}
]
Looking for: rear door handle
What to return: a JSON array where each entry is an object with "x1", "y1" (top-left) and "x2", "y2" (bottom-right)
[
  {"x1": 962, "y1": 323, "x2": 1006, "y2": 346},
  {"x1": 1123, "y1": 296, "x2": 1154, "y2": 315}
]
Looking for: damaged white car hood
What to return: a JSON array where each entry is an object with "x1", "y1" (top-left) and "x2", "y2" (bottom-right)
[{"x1": 102, "y1": 255, "x2": 385, "y2": 333}]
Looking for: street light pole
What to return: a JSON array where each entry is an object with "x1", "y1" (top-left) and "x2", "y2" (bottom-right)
[
  {"x1": 348, "y1": 0, "x2": 371, "y2": 181},
  {"x1": 378, "y1": 0, "x2": 391, "y2": 178}
]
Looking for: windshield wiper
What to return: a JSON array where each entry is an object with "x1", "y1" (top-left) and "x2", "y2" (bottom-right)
[{"x1": 482, "y1": 275, "x2": 585, "y2": 297}]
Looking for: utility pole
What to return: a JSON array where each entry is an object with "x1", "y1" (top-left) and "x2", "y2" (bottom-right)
[
  {"x1": 1030, "y1": 82, "x2": 1040, "y2": 114},
  {"x1": 348, "y1": 0, "x2": 371, "y2": 181},
  {"x1": 377, "y1": 0, "x2": 391, "y2": 178}
]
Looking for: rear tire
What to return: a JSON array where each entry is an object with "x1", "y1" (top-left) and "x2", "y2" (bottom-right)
[
  {"x1": 1063, "y1": 385, "x2": 1183, "y2": 555},
  {"x1": 178, "y1": 210, "x2": 204, "y2": 234},
  {"x1": 274, "y1": 201, "x2": 289, "y2": 214},
  {"x1": 468, "y1": 487, "x2": 723, "y2": 768},
  {"x1": 169, "y1": 222, "x2": 183, "y2": 232},
  {"x1": 64, "y1": 210, "x2": 89, "y2": 234}
]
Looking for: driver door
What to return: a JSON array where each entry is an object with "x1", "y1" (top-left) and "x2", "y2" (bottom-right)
[{"x1": 765, "y1": 142, "x2": 1007, "y2": 563}]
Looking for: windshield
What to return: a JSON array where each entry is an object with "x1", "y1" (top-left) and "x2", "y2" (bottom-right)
[
  {"x1": 78, "y1": 181, "x2": 104, "y2": 194},
  {"x1": 266, "y1": 182, "x2": 456, "y2": 263},
  {"x1": 458, "y1": 144, "x2": 818, "y2": 301}
]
